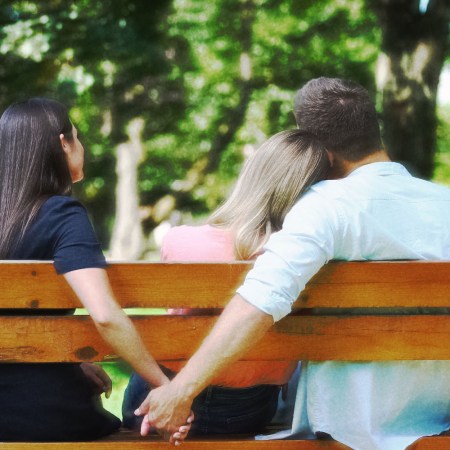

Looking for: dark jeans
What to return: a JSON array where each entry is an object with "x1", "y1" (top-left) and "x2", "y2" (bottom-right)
[{"x1": 122, "y1": 368, "x2": 280, "y2": 435}]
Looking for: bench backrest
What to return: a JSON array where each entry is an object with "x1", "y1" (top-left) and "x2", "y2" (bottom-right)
[{"x1": 0, "y1": 261, "x2": 448, "y2": 363}]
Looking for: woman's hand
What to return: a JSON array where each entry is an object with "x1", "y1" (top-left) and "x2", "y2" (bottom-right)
[
  {"x1": 80, "y1": 362, "x2": 112, "y2": 398},
  {"x1": 170, "y1": 413, "x2": 194, "y2": 446},
  {"x1": 139, "y1": 408, "x2": 194, "y2": 446}
]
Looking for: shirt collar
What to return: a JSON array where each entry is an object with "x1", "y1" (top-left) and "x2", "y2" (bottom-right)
[{"x1": 346, "y1": 162, "x2": 412, "y2": 178}]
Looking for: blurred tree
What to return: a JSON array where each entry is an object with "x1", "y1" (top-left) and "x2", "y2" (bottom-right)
[
  {"x1": 433, "y1": 104, "x2": 450, "y2": 186},
  {"x1": 0, "y1": 0, "x2": 186, "y2": 255},
  {"x1": 1, "y1": 0, "x2": 448, "y2": 257},
  {"x1": 0, "y1": 0, "x2": 382, "y2": 254},
  {"x1": 370, "y1": 0, "x2": 450, "y2": 178}
]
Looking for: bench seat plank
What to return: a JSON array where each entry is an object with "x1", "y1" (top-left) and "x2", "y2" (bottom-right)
[
  {"x1": 0, "y1": 443, "x2": 349, "y2": 450},
  {"x1": 0, "y1": 436, "x2": 448, "y2": 449}
]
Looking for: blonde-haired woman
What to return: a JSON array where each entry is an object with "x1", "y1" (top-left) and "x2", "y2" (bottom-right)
[{"x1": 123, "y1": 129, "x2": 329, "y2": 436}]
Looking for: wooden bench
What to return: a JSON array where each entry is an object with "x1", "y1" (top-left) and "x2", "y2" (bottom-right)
[{"x1": 0, "y1": 260, "x2": 449, "y2": 449}]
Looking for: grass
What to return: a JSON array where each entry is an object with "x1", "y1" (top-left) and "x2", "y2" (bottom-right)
[{"x1": 100, "y1": 361, "x2": 132, "y2": 419}]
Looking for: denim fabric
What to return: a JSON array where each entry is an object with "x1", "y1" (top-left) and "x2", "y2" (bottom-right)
[{"x1": 122, "y1": 368, "x2": 280, "y2": 435}]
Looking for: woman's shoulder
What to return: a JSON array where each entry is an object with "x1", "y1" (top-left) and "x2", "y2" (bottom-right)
[
  {"x1": 39, "y1": 196, "x2": 105, "y2": 274},
  {"x1": 42, "y1": 195, "x2": 84, "y2": 210},
  {"x1": 39, "y1": 195, "x2": 88, "y2": 222},
  {"x1": 36, "y1": 196, "x2": 95, "y2": 243}
]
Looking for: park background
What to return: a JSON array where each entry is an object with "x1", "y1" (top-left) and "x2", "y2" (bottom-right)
[{"x1": 1, "y1": 0, "x2": 450, "y2": 419}]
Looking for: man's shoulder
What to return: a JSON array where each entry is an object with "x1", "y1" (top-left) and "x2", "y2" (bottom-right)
[
  {"x1": 300, "y1": 179, "x2": 349, "y2": 206},
  {"x1": 412, "y1": 177, "x2": 450, "y2": 196},
  {"x1": 285, "y1": 180, "x2": 344, "y2": 231},
  {"x1": 307, "y1": 167, "x2": 450, "y2": 201}
]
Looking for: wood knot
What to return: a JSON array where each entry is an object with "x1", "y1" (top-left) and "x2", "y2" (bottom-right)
[
  {"x1": 75, "y1": 346, "x2": 99, "y2": 361},
  {"x1": 299, "y1": 293, "x2": 309, "y2": 303}
]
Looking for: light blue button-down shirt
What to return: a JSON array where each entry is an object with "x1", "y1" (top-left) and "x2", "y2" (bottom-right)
[{"x1": 238, "y1": 162, "x2": 450, "y2": 450}]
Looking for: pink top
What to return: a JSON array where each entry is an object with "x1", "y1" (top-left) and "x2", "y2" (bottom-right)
[
  {"x1": 160, "y1": 224, "x2": 297, "y2": 387},
  {"x1": 161, "y1": 224, "x2": 235, "y2": 261}
]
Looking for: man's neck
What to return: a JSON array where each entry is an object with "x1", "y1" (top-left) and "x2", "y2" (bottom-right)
[{"x1": 330, "y1": 150, "x2": 391, "y2": 179}]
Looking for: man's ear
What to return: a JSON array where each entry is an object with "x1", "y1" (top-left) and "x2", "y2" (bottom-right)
[
  {"x1": 60, "y1": 133, "x2": 70, "y2": 156},
  {"x1": 326, "y1": 150, "x2": 335, "y2": 166}
]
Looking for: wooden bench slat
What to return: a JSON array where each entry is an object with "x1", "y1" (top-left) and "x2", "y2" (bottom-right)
[
  {"x1": 407, "y1": 436, "x2": 450, "y2": 449},
  {"x1": 1, "y1": 261, "x2": 450, "y2": 309},
  {"x1": 299, "y1": 282, "x2": 450, "y2": 308},
  {"x1": 0, "y1": 314, "x2": 448, "y2": 362}
]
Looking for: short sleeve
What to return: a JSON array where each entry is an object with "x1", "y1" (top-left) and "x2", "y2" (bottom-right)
[{"x1": 50, "y1": 198, "x2": 107, "y2": 274}]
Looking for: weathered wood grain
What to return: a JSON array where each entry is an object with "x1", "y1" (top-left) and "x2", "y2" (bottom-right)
[
  {"x1": 0, "y1": 261, "x2": 449, "y2": 309},
  {"x1": 0, "y1": 314, "x2": 448, "y2": 362}
]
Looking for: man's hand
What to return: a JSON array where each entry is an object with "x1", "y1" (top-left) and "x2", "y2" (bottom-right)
[
  {"x1": 80, "y1": 362, "x2": 112, "y2": 398},
  {"x1": 135, "y1": 382, "x2": 193, "y2": 444}
]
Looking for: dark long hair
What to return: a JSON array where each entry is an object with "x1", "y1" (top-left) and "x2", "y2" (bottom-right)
[{"x1": 0, "y1": 98, "x2": 74, "y2": 258}]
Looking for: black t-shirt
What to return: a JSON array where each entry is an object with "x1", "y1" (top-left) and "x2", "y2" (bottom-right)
[
  {"x1": 1, "y1": 195, "x2": 120, "y2": 441},
  {"x1": 12, "y1": 195, "x2": 106, "y2": 274}
]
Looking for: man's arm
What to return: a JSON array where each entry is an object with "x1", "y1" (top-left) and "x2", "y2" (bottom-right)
[{"x1": 136, "y1": 293, "x2": 273, "y2": 435}]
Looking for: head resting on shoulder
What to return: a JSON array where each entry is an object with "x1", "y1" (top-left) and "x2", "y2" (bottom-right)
[
  {"x1": 294, "y1": 77, "x2": 383, "y2": 163},
  {"x1": 209, "y1": 129, "x2": 330, "y2": 259},
  {"x1": 0, "y1": 98, "x2": 75, "y2": 257}
]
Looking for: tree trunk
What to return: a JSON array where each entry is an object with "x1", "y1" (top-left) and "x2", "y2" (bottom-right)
[
  {"x1": 109, "y1": 118, "x2": 145, "y2": 259},
  {"x1": 372, "y1": 0, "x2": 449, "y2": 179}
]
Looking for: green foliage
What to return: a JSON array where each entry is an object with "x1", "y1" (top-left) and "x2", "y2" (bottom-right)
[
  {"x1": 433, "y1": 104, "x2": 450, "y2": 187},
  {"x1": 1, "y1": 0, "x2": 185, "y2": 239},
  {"x1": 149, "y1": 0, "x2": 380, "y2": 215},
  {"x1": 100, "y1": 361, "x2": 131, "y2": 419},
  {"x1": 1, "y1": 0, "x2": 448, "y2": 243}
]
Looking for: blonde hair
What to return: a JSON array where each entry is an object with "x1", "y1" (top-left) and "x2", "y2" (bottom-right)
[{"x1": 208, "y1": 130, "x2": 329, "y2": 260}]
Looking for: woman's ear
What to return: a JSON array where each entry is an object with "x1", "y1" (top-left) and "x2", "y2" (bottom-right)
[{"x1": 60, "y1": 133, "x2": 70, "y2": 156}]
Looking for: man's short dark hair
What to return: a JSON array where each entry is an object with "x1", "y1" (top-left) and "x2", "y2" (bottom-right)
[{"x1": 294, "y1": 77, "x2": 383, "y2": 161}]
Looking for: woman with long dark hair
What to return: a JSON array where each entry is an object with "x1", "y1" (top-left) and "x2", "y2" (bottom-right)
[{"x1": 0, "y1": 98, "x2": 177, "y2": 441}]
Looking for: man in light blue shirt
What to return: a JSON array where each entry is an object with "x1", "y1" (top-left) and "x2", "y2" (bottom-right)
[{"x1": 138, "y1": 78, "x2": 450, "y2": 449}]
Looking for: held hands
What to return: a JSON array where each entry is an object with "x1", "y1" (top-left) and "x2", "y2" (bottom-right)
[
  {"x1": 80, "y1": 362, "x2": 112, "y2": 398},
  {"x1": 139, "y1": 411, "x2": 194, "y2": 446},
  {"x1": 135, "y1": 382, "x2": 194, "y2": 446}
]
